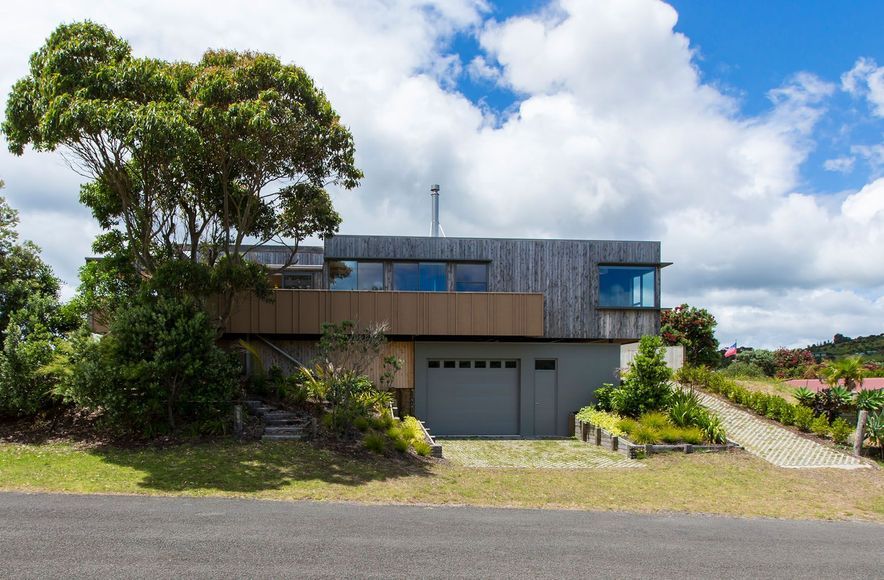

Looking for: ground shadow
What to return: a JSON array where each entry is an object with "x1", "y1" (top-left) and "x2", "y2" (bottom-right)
[{"x1": 87, "y1": 439, "x2": 434, "y2": 493}]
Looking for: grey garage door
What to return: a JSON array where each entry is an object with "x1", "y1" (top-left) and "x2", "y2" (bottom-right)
[{"x1": 426, "y1": 360, "x2": 520, "y2": 436}]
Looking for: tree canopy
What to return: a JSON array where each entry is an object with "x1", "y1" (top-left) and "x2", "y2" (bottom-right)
[
  {"x1": 3, "y1": 21, "x2": 362, "y2": 324},
  {"x1": 660, "y1": 304, "x2": 719, "y2": 367}
]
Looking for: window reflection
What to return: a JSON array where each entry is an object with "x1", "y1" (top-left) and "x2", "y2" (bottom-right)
[
  {"x1": 455, "y1": 263, "x2": 487, "y2": 291},
  {"x1": 393, "y1": 262, "x2": 447, "y2": 291},
  {"x1": 599, "y1": 266, "x2": 655, "y2": 307}
]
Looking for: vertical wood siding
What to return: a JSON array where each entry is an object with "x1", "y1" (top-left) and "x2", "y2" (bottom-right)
[{"x1": 326, "y1": 236, "x2": 661, "y2": 340}]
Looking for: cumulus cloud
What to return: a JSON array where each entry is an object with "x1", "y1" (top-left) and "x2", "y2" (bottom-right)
[
  {"x1": 842, "y1": 57, "x2": 884, "y2": 117},
  {"x1": 0, "y1": 0, "x2": 883, "y2": 347}
]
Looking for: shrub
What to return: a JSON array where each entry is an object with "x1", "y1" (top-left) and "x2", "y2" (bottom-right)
[
  {"x1": 793, "y1": 387, "x2": 815, "y2": 407},
  {"x1": 363, "y1": 432, "x2": 386, "y2": 453},
  {"x1": 830, "y1": 417, "x2": 852, "y2": 445},
  {"x1": 58, "y1": 295, "x2": 238, "y2": 434},
  {"x1": 413, "y1": 439, "x2": 432, "y2": 457},
  {"x1": 733, "y1": 348, "x2": 775, "y2": 376},
  {"x1": 353, "y1": 416, "x2": 370, "y2": 432},
  {"x1": 611, "y1": 335, "x2": 673, "y2": 418},
  {"x1": 639, "y1": 411, "x2": 671, "y2": 431},
  {"x1": 812, "y1": 387, "x2": 852, "y2": 422},
  {"x1": 593, "y1": 383, "x2": 616, "y2": 412},
  {"x1": 616, "y1": 417, "x2": 639, "y2": 437},
  {"x1": 678, "y1": 427, "x2": 705, "y2": 445},
  {"x1": 696, "y1": 413, "x2": 727, "y2": 444},
  {"x1": 865, "y1": 412, "x2": 883, "y2": 450},
  {"x1": 629, "y1": 424, "x2": 659, "y2": 444},
  {"x1": 401, "y1": 416, "x2": 424, "y2": 443},
  {"x1": 658, "y1": 426, "x2": 684, "y2": 444},
  {"x1": 576, "y1": 407, "x2": 624, "y2": 436},
  {"x1": 793, "y1": 406, "x2": 814, "y2": 432},
  {"x1": 720, "y1": 362, "x2": 766, "y2": 379},
  {"x1": 810, "y1": 414, "x2": 830, "y2": 438}
]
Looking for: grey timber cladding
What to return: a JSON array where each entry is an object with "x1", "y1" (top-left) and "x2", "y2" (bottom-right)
[
  {"x1": 326, "y1": 235, "x2": 662, "y2": 340},
  {"x1": 244, "y1": 246, "x2": 325, "y2": 266}
]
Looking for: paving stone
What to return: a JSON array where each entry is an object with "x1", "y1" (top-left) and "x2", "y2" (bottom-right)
[
  {"x1": 695, "y1": 391, "x2": 869, "y2": 469},
  {"x1": 439, "y1": 439, "x2": 644, "y2": 469}
]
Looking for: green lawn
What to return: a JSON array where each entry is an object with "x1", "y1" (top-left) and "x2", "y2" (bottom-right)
[{"x1": 1, "y1": 440, "x2": 882, "y2": 521}]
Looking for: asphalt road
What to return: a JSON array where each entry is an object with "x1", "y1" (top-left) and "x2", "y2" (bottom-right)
[{"x1": 1, "y1": 492, "x2": 881, "y2": 579}]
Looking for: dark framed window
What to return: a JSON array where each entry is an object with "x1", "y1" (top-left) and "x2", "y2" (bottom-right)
[
  {"x1": 458, "y1": 360, "x2": 471, "y2": 368},
  {"x1": 443, "y1": 360, "x2": 456, "y2": 368},
  {"x1": 357, "y1": 262, "x2": 384, "y2": 290},
  {"x1": 329, "y1": 260, "x2": 384, "y2": 290},
  {"x1": 534, "y1": 359, "x2": 556, "y2": 371},
  {"x1": 489, "y1": 361, "x2": 502, "y2": 369},
  {"x1": 504, "y1": 360, "x2": 517, "y2": 369},
  {"x1": 599, "y1": 266, "x2": 656, "y2": 308},
  {"x1": 474, "y1": 360, "x2": 487, "y2": 369},
  {"x1": 455, "y1": 263, "x2": 488, "y2": 292},
  {"x1": 393, "y1": 262, "x2": 447, "y2": 291},
  {"x1": 281, "y1": 273, "x2": 314, "y2": 289},
  {"x1": 328, "y1": 260, "x2": 356, "y2": 290},
  {"x1": 428, "y1": 360, "x2": 440, "y2": 368}
]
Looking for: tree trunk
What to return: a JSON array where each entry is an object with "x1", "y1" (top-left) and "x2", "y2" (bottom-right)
[{"x1": 854, "y1": 408, "x2": 868, "y2": 457}]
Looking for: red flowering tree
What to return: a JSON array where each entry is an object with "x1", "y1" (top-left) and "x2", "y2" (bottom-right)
[
  {"x1": 660, "y1": 304, "x2": 719, "y2": 367},
  {"x1": 772, "y1": 348, "x2": 816, "y2": 378}
]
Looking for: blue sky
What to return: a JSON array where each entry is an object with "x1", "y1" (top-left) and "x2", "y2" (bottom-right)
[
  {"x1": 1, "y1": 0, "x2": 883, "y2": 348},
  {"x1": 452, "y1": 0, "x2": 884, "y2": 195}
]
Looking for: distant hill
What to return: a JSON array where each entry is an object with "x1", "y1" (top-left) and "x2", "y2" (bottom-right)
[{"x1": 807, "y1": 333, "x2": 884, "y2": 363}]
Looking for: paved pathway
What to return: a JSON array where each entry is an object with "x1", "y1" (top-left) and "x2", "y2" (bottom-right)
[
  {"x1": 695, "y1": 391, "x2": 868, "y2": 469},
  {"x1": 440, "y1": 438, "x2": 643, "y2": 469}
]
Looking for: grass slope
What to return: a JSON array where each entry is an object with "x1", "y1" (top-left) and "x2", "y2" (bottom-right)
[{"x1": 0, "y1": 441, "x2": 881, "y2": 522}]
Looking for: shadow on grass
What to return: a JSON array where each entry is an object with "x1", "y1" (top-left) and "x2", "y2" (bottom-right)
[{"x1": 88, "y1": 440, "x2": 433, "y2": 494}]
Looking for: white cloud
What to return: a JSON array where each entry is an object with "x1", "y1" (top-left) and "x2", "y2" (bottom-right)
[
  {"x1": 823, "y1": 156, "x2": 855, "y2": 173},
  {"x1": 841, "y1": 57, "x2": 884, "y2": 117},
  {"x1": 0, "y1": 0, "x2": 883, "y2": 349}
]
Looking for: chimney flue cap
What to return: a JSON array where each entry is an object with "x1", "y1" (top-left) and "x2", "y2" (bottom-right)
[{"x1": 430, "y1": 184, "x2": 440, "y2": 193}]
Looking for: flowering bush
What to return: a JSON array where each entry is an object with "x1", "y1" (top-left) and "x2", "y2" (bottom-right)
[{"x1": 773, "y1": 348, "x2": 816, "y2": 378}]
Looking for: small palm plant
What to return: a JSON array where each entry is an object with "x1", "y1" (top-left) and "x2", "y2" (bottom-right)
[
  {"x1": 854, "y1": 389, "x2": 884, "y2": 456},
  {"x1": 821, "y1": 356, "x2": 869, "y2": 457},
  {"x1": 864, "y1": 411, "x2": 883, "y2": 458},
  {"x1": 793, "y1": 387, "x2": 815, "y2": 407}
]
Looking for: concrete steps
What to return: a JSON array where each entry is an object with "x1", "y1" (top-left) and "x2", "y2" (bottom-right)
[{"x1": 245, "y1": 398, "x2": 314, "y2": 442}]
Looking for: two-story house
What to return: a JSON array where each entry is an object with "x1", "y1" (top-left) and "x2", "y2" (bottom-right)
[{"x1": 225, "y1": 234, "x2": 668, "y2": 437}]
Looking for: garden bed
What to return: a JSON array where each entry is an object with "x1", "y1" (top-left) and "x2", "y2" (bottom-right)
[{"x1": 573, "y1": 416, "x2": 739, "y2": 459}]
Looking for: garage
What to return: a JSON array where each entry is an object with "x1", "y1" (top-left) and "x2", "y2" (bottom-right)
[{"x1": 425, "y1": 359, "x2": 520, "y2": 436}]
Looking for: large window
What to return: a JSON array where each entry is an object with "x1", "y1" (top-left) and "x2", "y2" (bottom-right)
[
  {"x1": 455, "y1": 263, "x2": 488, "y2": 292},
  {"x1": 393, "y1": 262, "x2": 447, "y2": 291},
  {"x1": 599, "y1": 266, "x2": 656, "y2": 308},
  {"x1": 328, "y1": 260, "x2": 384, "y2": 290}
]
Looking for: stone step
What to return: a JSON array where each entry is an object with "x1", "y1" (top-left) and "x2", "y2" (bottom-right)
[
  {"x1": 265, "y1": 417, "x2": 310, "y2": 425},
  {"x1": 262, "y1": 434, "x2": 307, "y2": 441},
  {"x1": 264, "y1": 425, "x2": 308, "y2": 434}
]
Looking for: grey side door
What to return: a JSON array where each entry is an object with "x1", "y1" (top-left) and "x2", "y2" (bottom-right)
[{"x1": 533, "y1": 359, "x2": 557, "y2": 436}]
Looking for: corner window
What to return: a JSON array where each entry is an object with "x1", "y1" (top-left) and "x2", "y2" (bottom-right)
[
  {"x1": 455, "y1": 263, "x2": 488, "y2": 292},
  {"x1": 328, "y1": 260, "x2": 384, "y2": 290},
  {"x1": 599, "y1": 266, "x2": 656, "y2": 308},
  {"x1": 393, "y1": 262, "x2": 447, "y2": 291},
  {"x1": 328, "y1": 260, "x2": 356, "y2": 290}
]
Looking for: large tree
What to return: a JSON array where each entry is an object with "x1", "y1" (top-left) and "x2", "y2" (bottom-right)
[
  {"x1": 3, "y1": 22, "x2": 362, "y2": 325},
  {"x1": 0, "y1": 188, "x2": 76, "y2": 415},
  {"x1": 660, "y1": 304, "x2": 720, "y2": 367}
]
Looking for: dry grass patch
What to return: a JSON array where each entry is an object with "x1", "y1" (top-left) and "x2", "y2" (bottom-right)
[{"x1": 734, "y1": 378, "x2": 799, "y2": 403}]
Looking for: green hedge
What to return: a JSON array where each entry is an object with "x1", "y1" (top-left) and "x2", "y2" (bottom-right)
[{"x1": 675, "y1": 365, "x2": 829, "y2": 437}]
